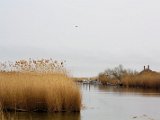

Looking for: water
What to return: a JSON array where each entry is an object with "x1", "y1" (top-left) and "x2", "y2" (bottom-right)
[
  {"x1": 81, "y1": 84, "x2": 160, "y2": 120},
  {"x1": 2, "y1": 84, "x2": 160, "y2": 120}
]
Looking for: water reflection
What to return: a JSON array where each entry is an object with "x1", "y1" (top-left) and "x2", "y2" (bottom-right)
[
  {"x1": 2, "y1": 112, "x2": 80, "y2": 120},
  {"x1": 81, "y1": 83, "x2": 160, "y2": 97},
  {"x1": 98, "y1": 85, "x2": 160, "y2": 96},
  {"x1": 81, "y1": 84, "x2": 160, "y2": 120}
]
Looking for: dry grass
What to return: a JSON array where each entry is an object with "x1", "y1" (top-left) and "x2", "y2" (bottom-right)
[
  {"x1": 0, "y1": 72, "x2": 81, "y2": 112},
  {"x1": 98, "y1": 65, "x2": 160, "y2": 89},
  {"x1": 0, "y1": 59, "x2": 81, "y2": 112},
  {"x1": 122, "y1": 72, "x2": 160, "y2": 89}
]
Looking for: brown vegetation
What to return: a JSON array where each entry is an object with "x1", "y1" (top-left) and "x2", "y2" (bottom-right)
[
  {"x1": 98, "y1": 65, "x2": 132, "y2": 85},
  {"x1": 98, "y1": 65, "x2": 160, "y2": 89},
  {"x1": 122, "y1": 71, "x2": 160, "y2": 89},
  {"x1": 0, "y1": 59, "x2": 81, "y2": 112}
]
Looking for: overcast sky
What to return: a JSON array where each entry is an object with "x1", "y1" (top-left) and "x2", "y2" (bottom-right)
[{"x1": 0, "y1": 0, "x2": 160, "y2": 77}]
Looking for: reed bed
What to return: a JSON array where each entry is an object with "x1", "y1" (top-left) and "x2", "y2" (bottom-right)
[
  {"x1": 0, "y1": 59, "x2": 81, "y2": 112},
  {"x1": 122, "y1": 72, "x2": 160, "y2": 89},
  {"x1": 98, "y1": 65, "x2": 160, "y2": 89}
]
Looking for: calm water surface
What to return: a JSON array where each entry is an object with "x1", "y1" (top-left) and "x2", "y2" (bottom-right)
[
  {"x1": 81, "y1": 84, "x2": 160, "y2": 120},
  {"x1": 2, "y1": 84, "x2": 160, "y2": 120}
]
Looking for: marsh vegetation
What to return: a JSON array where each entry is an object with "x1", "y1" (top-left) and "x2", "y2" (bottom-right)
[
  {"x1": 0, "y1": 59, "x2": 81, "y2": 112},
  {"x1": 98, "y1": 65, "x2": 160, "y2": 89}
]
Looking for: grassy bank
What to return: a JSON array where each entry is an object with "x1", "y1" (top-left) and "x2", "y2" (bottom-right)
[
  {"x1": 0, "y1": 59, "x2": 81, "y2": 112},
  {"x1": 122, "y1": 71, "x2": 160, "y2": 89},
  {"x1": 98, "y1": 65, "x2": 160, "y2": 89}
]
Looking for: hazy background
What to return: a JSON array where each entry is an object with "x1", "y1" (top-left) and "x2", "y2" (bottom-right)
[{"x1": 0, "y1": 0, "x2": 160, "y2": 77}]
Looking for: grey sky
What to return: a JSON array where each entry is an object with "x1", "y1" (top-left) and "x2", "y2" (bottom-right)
[{"x1": 0, "y1": 0, "x2": 160, "y2": 77}]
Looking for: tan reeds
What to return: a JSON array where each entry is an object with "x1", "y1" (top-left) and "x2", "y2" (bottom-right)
[
  {"x1": 122, "y1": 72, "x2": 160, "y2": 89},
  {"x1": 0, "y1": 72, "x2": 81, "y2": 112},
  {"x1": 0, "y1": 59, "x2": 81, "y2": 112},
  {"x1": 98, "y1": 65, "x2": 160, "y2": 89}
]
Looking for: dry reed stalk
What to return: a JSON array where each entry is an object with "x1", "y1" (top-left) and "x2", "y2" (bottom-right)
[
  {"x1": 122, "y1": 73, "x2": 160, "y2": 89},
  {"x1": 0, "y1": 59, "x2": 81, "y2": 112}
]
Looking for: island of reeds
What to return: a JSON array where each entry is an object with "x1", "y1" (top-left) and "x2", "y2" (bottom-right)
[
  {"x1": 0, "y1": 59, "x2": 81, "y2": 112},
  {"x1": 98, "y1": 65, "x2": 160, "y2": 89}
]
